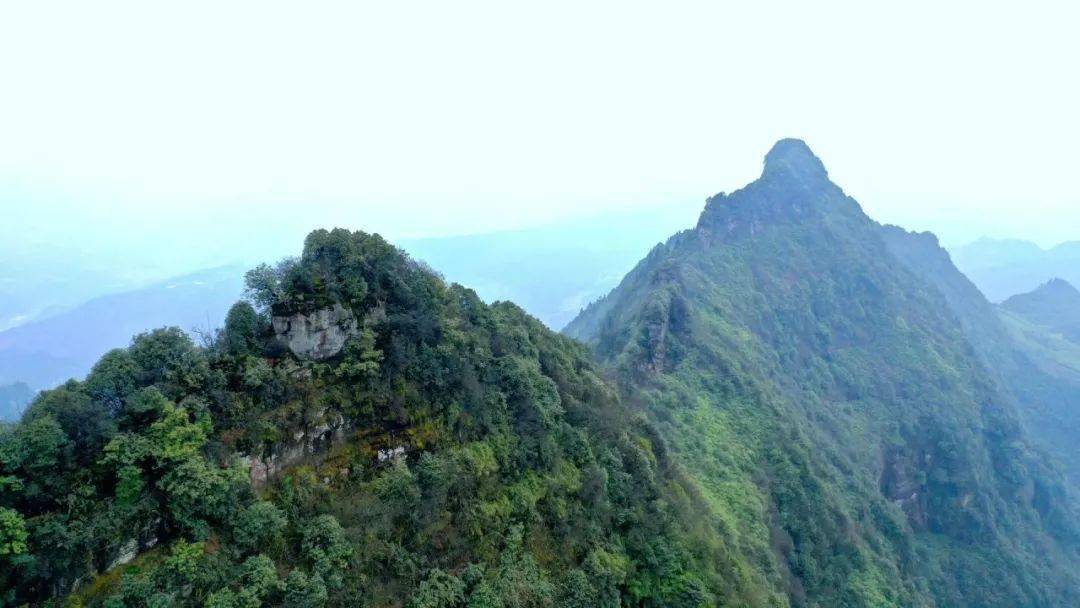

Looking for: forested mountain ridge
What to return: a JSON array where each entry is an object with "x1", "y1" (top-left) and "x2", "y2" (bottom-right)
[
  {"x1": 567, "y1": 139, "x2": 1080, "y2": 606},
  {"x1": 1, "y1": 230, "x2": 754, "y2": 607},
  {"x1": 880, "y1": 230, "x2": 1080, "y2": 484},
  {"x1": 0, "y1": 266, "x2": 245, "y2": 393},
  {"x1": 3, "y1": 142, "x2": 1079, "y2": 607}
]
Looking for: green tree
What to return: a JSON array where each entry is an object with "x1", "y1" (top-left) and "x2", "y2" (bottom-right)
[
  {"x1": 409, "y1": 569, "x2": 466, "y2": 608},
  {"x1": 232, "y1": 501, "x2": 287, "y2": 557},
  {"x1": 556, "y1": 569, "x2": 599, "y2": 608},
  {"x1": 161, "y1": 539, "x2": 206, "y2": 587},
  {"x1": 283, "y1": 570, "x2": 328, "y2": 608},
  {"x1": 84, "y1": 348, "x2": 142, "y2": 413},
  {"x1": 129, "y1": 327, "x2": 207, "y2": 395},
  {"x1": 222, "y1": 301, "x2": 264, "y2": 357},
  {"x1": 158, "y1": 457, "x2": 246, "y2": 538},
  {"x1": 23, "y1": 384, "x2": 115, "y2": 465},
  {"x1": 120, "y1": 386, "x2": 170, "y2": 429},
  {"x1": 0, "y1": 414, "x2": 69, "y2": 509},
  {"x1": 0, "y1": 507, "x2": 28, "y2": 556},
  {"x1": 244, "y1": 258, "x2": 299, "y2": 313},
  {"x1": 300, "y1": 514, "x2": 353, "y2": 588}
]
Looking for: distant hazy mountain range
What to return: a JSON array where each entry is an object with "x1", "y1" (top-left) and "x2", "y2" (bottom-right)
[
  {"x1": 0, "y1": 265, "x2": 246, "y2": 394},
  {"x1": 400, "y1": 205, "x2": 699, "y2": 331},
  {"x1": 949, "y1": 237, "x2": 1080, "y2": 302},
  {"x1": 0, "y1": 381, "x2": 33, "y2": 422}
]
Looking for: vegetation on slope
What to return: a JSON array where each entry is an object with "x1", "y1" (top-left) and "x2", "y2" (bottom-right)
[
  {"x1": 1002, "y1": 278, "x2": 1080, "y2": 343},
  {"x1": 2, "y1": 229, "x2": 754, "y2": 607},
  {"x1": 881, "y1": 228, "x2": 1080, "y2": 484},
  {"x1": 567, "y1": 139, "x2": 1080, "y2": 607}
]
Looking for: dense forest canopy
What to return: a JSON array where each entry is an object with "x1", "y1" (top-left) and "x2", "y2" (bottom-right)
[{"x1": 2, "y1": 229, "x2": 754, "y2": 607}]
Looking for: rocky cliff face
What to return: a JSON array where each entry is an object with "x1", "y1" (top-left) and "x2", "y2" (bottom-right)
[
  {"x1": 271, "y1": 303, "x2": 358, "y2": 360},
  {"x1": 245, "y1": 408, "x2": 350, "y2": 487}
]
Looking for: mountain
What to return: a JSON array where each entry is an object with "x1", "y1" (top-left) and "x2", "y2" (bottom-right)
[
  {"x1": 5, "y1": 145, "x2": 1080, "y2": 607},
  {"x1": 996, "y1": 281, "x2": 1080, "y2": 455},
  {"x1": 949, "y1": 238, "x2": 1080, "y2": 302},
  {"x1": 399, "y1": 205, "x2": 700, "y2": 331},
  {"x1": 567, "y1": 139, "x2": 1080, "y2": 606},
  {"x1": 879, "y1": 228, "x2": 1080, "y2": 490},
  {"x1": 950, "y1": 238, "x2": 1046, "y2": 272},
  {"x1": 0, "y1": 265, "x2": 245, "y2": 390},
  {"x1": 0, "y1": 381, "x2": 33, "y2": 422},
  {"x1": 0, "y1": 245, "x2": 144, "y2": 332},
  {"x1": 0, "y1": 240, "x2": 247, "y2": 333},
  {"x1": 1002, "y1": 279, "x2": 1080, "y2": 343},
  {"x1": 1, "y1": 229, "x2": 757, "y2": 607}
]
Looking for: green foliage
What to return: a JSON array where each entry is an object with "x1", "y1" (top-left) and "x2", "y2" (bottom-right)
[
  {"x1": 121, "y1": 386, "x2": 170, "y2": 429},
  {"x1": 0, "y1": 507, "x2": 28, "y2": 556},
  {"x1": 300, "y1": 514, "x2": 352, "y2": 588},
  {"x1": 8, "y1": 210, "x2": 1071, "y2": 608},
  {"x1": 32, "y1": 229, "x2": 736, "y2": 607},
  {"x1": 162, "y1": 539, "x2": 205, "y2": 584},
  {"x1": 222, "y1": 301, "x2": 264, "y2": 357},
  {"x1": 0, "y1": 229, "x2": 732, "y2": 606},
  {"x1": 283, "y1": 570, "x2": 328, "y2": 608},
  {"x1": 409, "y1": 569, "x2": 466, "y2": 608},
  {"x1": 232, "y1": 501, "x2": 287, "y2": 556},
  {"x1": 85, "y1": 349, "x2": 142, "y2": 413},
  {"x1": 569, "y1": 143, "x2": 1080, "y2": 606}
]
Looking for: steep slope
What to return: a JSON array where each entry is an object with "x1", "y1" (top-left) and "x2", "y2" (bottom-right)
[
  {"x1": 0, "y1": 266, "x2": 245, "y2": 390},
  {"x1": 1002, "y1": 279, "x2": 1080, "y2": 342},
  {"x1": 998, "y1": 311, "x2": 1080, "y2": 397},
  {"x1": 567, "y1": 139, "x2": 1080, "y2": 606},
  {"x1": 880, "y1": 230, "x2": 1080, "y2": 483},
  {"x1": 1, "y1": 229, "x2": 762, "y2": 607}
]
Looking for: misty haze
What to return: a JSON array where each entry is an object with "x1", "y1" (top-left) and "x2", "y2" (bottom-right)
[{"x1": 3, "y1": 3, "x2": 1079, "y2": 607}]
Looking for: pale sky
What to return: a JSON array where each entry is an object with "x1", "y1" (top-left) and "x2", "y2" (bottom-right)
[{"x1": 2, "y1": 0, "x2": 1078, "y2": 267}]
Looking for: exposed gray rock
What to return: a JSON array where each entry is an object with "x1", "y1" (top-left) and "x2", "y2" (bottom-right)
[
  {"x1": 109, "y1": 539, "x2": 139, "y2": 569},
  {"x1": 272, "y1": 303, "x2": 358, "y2": 360},
  {"x1": 377, "y1": 446, "x2": 406, "y2": 462},
  {"x1": 245, "y1": 409, "x2": 350, "y2": 488}
]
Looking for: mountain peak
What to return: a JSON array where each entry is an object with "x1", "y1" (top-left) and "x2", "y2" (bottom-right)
[
  {"x1": 1002, "y1": 277, "x2": 1080, "y2": 340},
  {"x1": 762, "y1": 138, "x2": 828, "y2": 182},
  {"x1": 1040, "y1": 277, "x2": 1080, "y2": 295},
  {"x1": 1022, "y1": 277, "x2": 1080, "y2": 306}
]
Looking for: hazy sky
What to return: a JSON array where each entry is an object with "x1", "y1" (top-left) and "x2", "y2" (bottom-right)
[{"x1": 2, "y1": 0, "x2": 1078, "y2": 267}]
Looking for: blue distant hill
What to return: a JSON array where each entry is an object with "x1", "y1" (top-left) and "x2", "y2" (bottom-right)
[
  {"x1": 401, "y1": 204, "x2": 699, "y2": 330},
  {"x1": 950, "y1": 237, "x2": 1080, "y2": 302},
  {"x1": 0, "y1": 265, "x2": 245, "y2": 390},
  {"x1": 0, "y1": 381, "x2": 33, "y2": 422}
]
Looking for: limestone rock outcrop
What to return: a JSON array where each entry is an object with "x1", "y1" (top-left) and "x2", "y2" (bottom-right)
[{"x1": 272, "y1": 303, "x2": 358, "y2": 360}]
